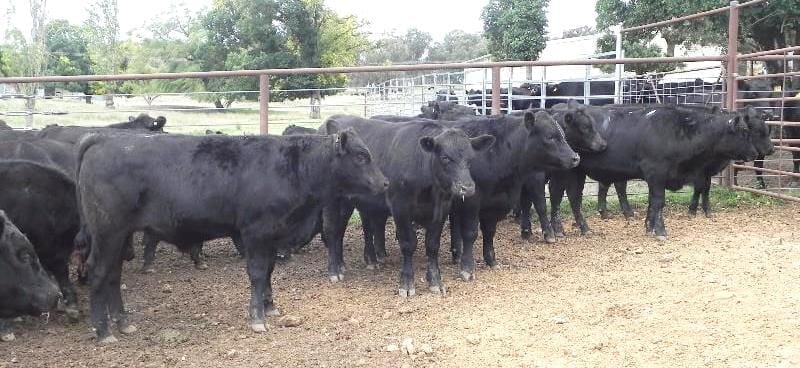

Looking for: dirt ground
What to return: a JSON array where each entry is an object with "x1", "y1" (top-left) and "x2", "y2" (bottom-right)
[{"x1": 1, "y1": 204, "x2": 799, "y2": 368}]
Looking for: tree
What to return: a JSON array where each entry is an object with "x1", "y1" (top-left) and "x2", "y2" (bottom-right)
[
  {"x1": 562, "y1": 26, "x2": 596, "y2": 39},
  {"x1": 277, "y1": 0, "x2": 368, "y2": 118},
  {"x1": 85, "y1": 0, "x2": 120, "y2": 107},
  {"x1": 428, "y1": 30, "x2": 487, "y2": 62},
  {"x1": 482, "y1": 0, "x2": 549, "y2": 79},
  {"x1": 595, "y1": 33, "x2": 676, "y2": 75},
  {"x1": 44, "y1": 19, "x2": 93, "y2": 101}
]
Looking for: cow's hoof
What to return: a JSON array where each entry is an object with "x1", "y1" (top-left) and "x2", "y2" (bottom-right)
[
  {"x1": 554, "y1": 231, "x2": 566, "y2": 238},
  {"x1": 398, "y1": 288, "x2": 416, "y2": 298},
  {"x1": 654, "y1": 235, "x2": 667, "y2": 242},
  {"x1": 460, "y1": 270, "x2": 475, "y2": 282},
  {"x1": 0, "y1": 332, "x2": 15, "y2": 342},
  {"x1": 687, "y1": 211, "x2": 697, "y2": 219},
  {"x1": 600, "y1": 212, "x2": 611, "y2": 220},
  {"x1": 119, "y1": 323, "x2": 137, "y2": 335},
  {"x1": 429, "y1": 285, "x2": 447, "y2": 296},
  {"x1": 521, "y1": 230, "x2": 532, "y2": 240},
  {"x1": 545, "y1": 236, "x2": 557, "y2": 244},
  {"x1": 703, "y1": 212, "x2": 713, "y2": 219},
  {"x1": 265, "y1": 307, "x2": 281, "y2": 317},
  {"x1": 141, "y1": 267, "x2": 156, "y2": 274},
  {"x1": 195, "y1": 262, "x2": 209, "y2": 270},
  {"x1": 365, "y1": 264, "x2": 376, "y2": 271},
  {"x1": 329, "y1": 274, "x2": 344, "y2": 283},
  {"x1": 250, "y1": 323, "x2": 268, "y2": 333},
  {"x1": 65, "y1": 307, "x2": 80, "y2": 322},
  {"x1": 96, "y1": 334, "x2": 118, "y2": 345}
]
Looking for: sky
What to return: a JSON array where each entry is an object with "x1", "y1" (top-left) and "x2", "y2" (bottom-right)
[{"x1": 1, "y1": 0, "x2": 599, "y2": 41}]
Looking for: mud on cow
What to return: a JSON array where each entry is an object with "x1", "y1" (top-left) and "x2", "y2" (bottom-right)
[
  {"x1": 321, "y1": 115, "x2": 495, "y2": 296},
  {"x1": 0, "y1": 209, "x2": 61, "y2": 342},
  {"x1": 76, "y1": 130, "x2": 387, "y2": 344}
]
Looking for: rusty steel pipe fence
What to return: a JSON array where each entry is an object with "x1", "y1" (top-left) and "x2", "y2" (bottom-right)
[{"x1": 0, "y1": 0, "x2": 796, "y2": 203}]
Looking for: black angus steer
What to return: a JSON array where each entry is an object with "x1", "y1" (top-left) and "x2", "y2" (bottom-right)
[
  {"x1": 39, "y1": 113, "x2": 166, "y2": 144},
  {"x1": 445, "y1": 111, "x2": 580, "y2": 279},
  {"x1": 321, "y1": 116, "x2": 495, "y2": 296},
  {"x1": 76, "y1": 130, "x2": 388, "y2": 344},
  {"x1": 0, "y1": 138, "x2": 75, "y2": 177},
  {"x1": 515, "y1": 102, "x2": 608, "y2": 242},
  {"x1": 282, "y1": 124, "x2": 318, "y2": 135},
  {"x1": 0, "y1": 210, "x2": 61, "y2": 342},
  {"x1": 548, "y1": 105, "x2": 759, "y2": 240},
  {"x1": 0, "y1": 160, "x2": 81, "y2": 320},
  {"x1": 545, "y1": 81, "x2": 615, "y2": 108}
]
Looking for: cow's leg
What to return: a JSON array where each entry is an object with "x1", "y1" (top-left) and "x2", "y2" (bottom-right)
[
  {"x1": 479, "y1": 217, "x2": 499, "y2": 268},
  {"x1": 107, "y1": 249, "x2": 135, "y2": 336},
  {"x1": 615, "y1": 181, "x2": 634, "y2": 219},
  {"x1": 597, "y1": 182, "x2": 611, "y2": 219},
  {"x1": 549, "y1": 176, "x2": 567, "y2": 238},
  {"x1": 233, "y1": 235, "x2": 246, "y2": 258},
  {"x1": 424, "y1": 220, "x2": 446, "y2": 294},
  {"x1": 567, "y1": 174, "x2": 590, "y2": 235},
  {"x1": 49, "y1": 259, "x2": 79, "y2": 321},
  {"x1": 243, "y1": 241, "x2": 269, "y2": 333},
  {"x1": 394, "y1": 215, "x2": 417, "y2": 297},
  {"x1": 140, "y1": 231, "x2": 158, "y2": 274},
  {"x1": 518, "y1": 186, "x2": 533, "y2": 240},
  {"x1": 688, "y1": 186, "x2": 702, "y2": 218},
  {"x1": 449, "y1": 211, "x2": 462, "y2": 264},
  {"x1": 361, "y1": 213, "x2": 377, "y2": 269},
  {"x1": 189, "y1": 243, "x2": 208, "y2": 270},
  {"x1": 646, "y1": 182, "x2": 668, "y2": 240},
  {"x1": 373, "y1": 213, "x2": 388, "y2": 265},
  {"x1": 457, "y1": 207, "x2": 480, "y2": 281},
  {"x1": 530, "y1": 178, "x2": 555, "y2": 243},
  {"x1": 322, "y1": 200, "x2": 353, "y2": 282},
  {"x1": 754, "y1": 155, "x2": 767, "y2": 188},
  {"x1": 0, "y1": 320, "x2": 13, "y2": 342},
  {"x1": 701, "y1": 175, "x2": 713, "y2": 217},
  {"x1": 262, "y1": 247, "x2": 279, "y2": 317},
  {"x1": 89, "y1": 229, "x2": 128, "y2": 344}
]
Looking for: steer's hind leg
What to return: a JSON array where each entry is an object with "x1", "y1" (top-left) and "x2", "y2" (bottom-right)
[
  {"x1": 530, "y1": 178, "x2": 555, "y2": 243},
  {"x1": 394, "y1": 214, "x2": 417, "y2": 297},
  {"x1": 701, "y1": 176, "x2": 713, "y2": 217},
  {"x1": 262, "y1": 247, "x2": 279, "y2": 317},
  {"x1": 424, "y1": 220, "x2": 446, "y2": 295},
  {"x1": 49, "y1": 259, "x2": 79, "y2": 321},
  {"x1": 0, "y1": 320, "x2": 13, "y2": 342},
  {"x1": 646, "y1": 182, "x2": 668, "y2": 241},
  {"x1": 449, "y1": 211, "x2": 462, "y2": 264},
  {"x1": 479, "y1": 218, "x2": 499, "y2": 268},
  {"x1": 322, "y1": 200, "x2": 354, "y2": 282},
  {"x1": 549, "y1": 177, "x2": 567, "y2": 238},
  {"x1": 242, "y1": 237, "x2": 270, "y2": 333},
  {"x1": 615, "y1": 181, "x2": 634, "y2": 220},
  {"x1": 88, "y1": 230, "x2": 129, "y2": 344},
  {"x1": 189, "y1": 243, "x2": 208, "y2": 270},
  {"x1": 518, "y1": 187, "x2": 534, "y2": 240},
  {"x1": 140, "y1": 231, "x2": 158, "y2": 273},
  {"x1": 108, "y1": 248, "x2": 135, "y2": 336},
  {"x1": 597, "y1": 182, "x2": 611, "y2": 219},
  {"x1": 567, "y1": 174, "x2": 590, "y2": 235}
]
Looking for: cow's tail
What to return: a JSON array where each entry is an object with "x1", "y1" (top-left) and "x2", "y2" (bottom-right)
[
  {"x1": 75, "y1": 133, "x2": 103, "y2": 182},
  {"x1": 73, "y1": 133, "x2": 104, "y2": 272}
]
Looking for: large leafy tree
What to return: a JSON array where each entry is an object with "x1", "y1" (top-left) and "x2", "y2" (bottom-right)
[
  {"x1": 428, "y1": 30, "x2": 487, "y2": 63},
  {"x1": 482, "y1": 0, "x2": 548, "y2": 79},
  {"x1": 84, "y1": 0, "x2": 121, "y2": 107},
  {"x1": 44, "y1": 19, "x2": 93, "y2": 100}
]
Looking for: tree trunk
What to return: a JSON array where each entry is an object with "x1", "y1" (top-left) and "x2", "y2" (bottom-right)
[
  {"x1": 214, "y1": 99, "x2": 224, "y2": 109},
  {"x1": 665, "y1": 42, "x2": 676, "y2": 58},
  {"x1": 105, "y1": 94, "x2": 115, "y2": 109},
  {"x1": 85, "y1": 95, "x2": 92, "y2": 104},
  {"x1": 310, "y1": 89, "x2": 321, "y2": 119},
  {"x1": 24, "y1": 97, "x2": 35, "y2": 128},
  {"x1": 525, "y1": 66, "x2": 533, "y2": 81}
]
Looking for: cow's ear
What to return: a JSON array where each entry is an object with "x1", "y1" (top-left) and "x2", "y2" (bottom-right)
[
  {"x1": 470, "y1": 134, "x2": 495, "y2": 152},
  {"x1": 523, "y1": 111, "x2": 536, "y2": 131},
  {"x1": 335, "y1": 129, "x2": 352, "y2": 155},
  {"x1": 567, "y1": 99, "x2": 579, "y2": 109},
  {"x1": 419, "y1": 136, "x2": 436, "y2": 153},
  {"x1": 563, "y1": 112, "x2": 575, "y2": 125},
  {"x1": 154, "y1": 116, "x2": 166, "y2": 129},
  {"x1": 324, "y1": 119, "x2": 342, "y2": 135}
]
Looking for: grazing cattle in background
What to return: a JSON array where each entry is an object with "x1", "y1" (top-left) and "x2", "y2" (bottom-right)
[
  {"x1": 545, "y1": 81, "x2": 615, "y2": 108},
  {"x1": 39, "y1": 113, "x2": 166, "y2": 144},
  {"x1": 0, "y1": 210, "x2": 61, "y2": 342},
  {"x1": 0, "y1": 160, "x2": 81, "y2": 321},
  {"x1": 434, "y1": 89, "x2": 458, "y2": 102},
  {"x1": 420, "y1": 101, "x2": 477, "y2": 120},
  {"x1": 77, "y1": 130, "x2": 387, "y2": 344},
  {"x1": 515, "y1": 102, "x2": 609, "y2": 242},
  {"x1": 466, "y1": 84, "x2": 539, "y2": 114},
  {"x1": 547, "y1": 105, "x2": 759, "y2": 240},
  {"x1": 321, "y1": 115, "x2": 494, "y2": 296},
  {"x1": 444, "y1": 111, "x2": 580, "y2": 278}
]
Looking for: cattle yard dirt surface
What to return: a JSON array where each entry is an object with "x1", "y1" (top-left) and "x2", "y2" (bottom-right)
[{"x1": 2, "y1": 204, "x2": 800, "y2": 368}]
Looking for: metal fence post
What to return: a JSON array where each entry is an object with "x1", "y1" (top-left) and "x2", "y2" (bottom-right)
[
  {"x1": 492, "y1": 66, "x2": 502, "y2": 115},
  {"x1": 615, "y1": 23, "x2": 624, "y2": 104},
  {"x1": 259, "y1": 74, "x2": 270, "y2": 135}
]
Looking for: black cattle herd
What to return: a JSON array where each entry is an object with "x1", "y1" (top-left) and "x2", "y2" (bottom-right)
[{"x1": 0, "y1": 77, "x2": 797, "y2": 345}]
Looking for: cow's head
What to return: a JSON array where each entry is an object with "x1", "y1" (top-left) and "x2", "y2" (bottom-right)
[
  {"x1": 420, "y1": 128, "x2": 495, "y2": 198},
  {"x1": 521, "y1": 111, "x2": 580, "y2": 170},
  {"x1": 708, "y1": 111, "x2": 759, "y2": 162},
  {"x1": 323, "y1": 122, "x2": 388, "y2": 196},
  {"x1": 742, "y1": 106, "x2": 775, "y2": 157},
  {"x1": 559, "y1": 101, "x2": 607, "y2": 153},
  {"x1": 0, "y1": 210, "x2": 60, "y2": 318}
]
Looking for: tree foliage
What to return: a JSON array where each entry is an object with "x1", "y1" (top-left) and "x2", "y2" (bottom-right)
[
  {"x1": 481, "y1": 0, "x2": 549, "y2": 61},
  {"x1": 44, "y1": 19, "x2": 93, "y2": 94}
]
